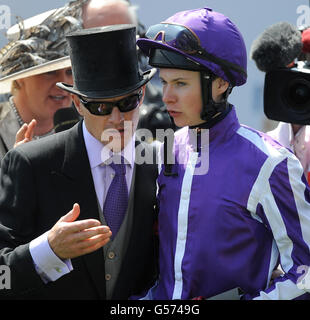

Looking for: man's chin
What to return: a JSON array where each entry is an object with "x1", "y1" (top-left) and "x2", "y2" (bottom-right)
[
  {"x1": 101, "y1": 124, "x2": 135, "y2": 152},
  {"x1": 101, "y1": 135, "x2": 131, "y2": 153}
]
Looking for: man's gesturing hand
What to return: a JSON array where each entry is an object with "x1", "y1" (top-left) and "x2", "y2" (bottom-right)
[{"x1": 48, "y1": 203, "x2": 112, "y2": 259}]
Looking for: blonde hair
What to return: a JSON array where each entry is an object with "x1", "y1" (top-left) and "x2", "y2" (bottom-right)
[{"x1": 11, "y1": 80, "x2": 21, "y2": 95}]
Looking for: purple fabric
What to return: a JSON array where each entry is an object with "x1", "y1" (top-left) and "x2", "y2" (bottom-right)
[
  {"x1": 269, "y1": 159, "x2": 310, "y2": 269},
  {"x1": 137, "y1": 7, "x2": 247, "y2": 86},
  {"x1": 153, "y1": 107, "x2": 310, "y2": 300},
  {"x1": 103, "y1": 158, "x2": 128, "y2": 240}
]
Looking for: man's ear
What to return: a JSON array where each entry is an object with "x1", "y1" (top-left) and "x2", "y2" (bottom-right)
[
  {"x1": 212, "y1": 77, "x2": 230, "y2": 102},
  {"x1": 71, "y1": 94, "x2": 84, "y2": 116},
  {"x1": 139, "y1": 85, "x2": 146, "y2": 106},
  {"x1": 217, "y1": 78, "x2": 229, "y2": 95}
]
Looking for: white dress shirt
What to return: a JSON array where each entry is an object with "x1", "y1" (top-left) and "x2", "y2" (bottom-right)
[{"x1": 83, "y1": 121, "x2": 135, "y2": 211}]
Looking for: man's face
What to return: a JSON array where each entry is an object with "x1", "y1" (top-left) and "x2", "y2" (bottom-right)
[
  {"x1": 159, "y1": 68, "x2": 205, "y2": 127},
  {"x1": 159, "y1": 68, "x2": 229, "y2": 127},
  {"x1": 73, "y1": 88, "x2": 144, "y2": 152},
  {"x1": 16, "y1": 68, "x2": 73, "y2": 122}
]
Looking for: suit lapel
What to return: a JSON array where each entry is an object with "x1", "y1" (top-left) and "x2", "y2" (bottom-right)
[{"x1": 56, "y1": 122, "x2": 107, "y2": 299}]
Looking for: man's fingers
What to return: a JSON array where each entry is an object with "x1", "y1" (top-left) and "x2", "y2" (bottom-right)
[
  {"x1": 70, "y1": 225, "x2": 111, "y2": 242},
  {"x1": 73, "y1": 233, "x2": 112, "y2": 256},
  {"x1": 59, "y1": 204, "x2": 103, "y2": 233},
  {"x1": 55, "y1": 225, "x2": 111, "y2": 249},
  {"x1": 57, "y1": 203, "x2": 107, "y2": 235},
  {"x1": 49, "y1": 204, "x2": 112, "y2": 259},
  {"x1": 75, "y1": 231, "x2": 112, "y2": 249},
  {"x1": 49, "y1": 226, "x2": 111, "y2": 259},
  {"x1": 60, "y1": 203, "x2": 80, "y2": 223},
  {"x1": 66, "y1": 218, "x2": 103, "y2": 233}
]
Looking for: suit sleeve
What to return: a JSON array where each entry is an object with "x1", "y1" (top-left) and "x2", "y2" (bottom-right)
[{"x1": 0, "y1": 148, "x2": 44, "y2": 297}]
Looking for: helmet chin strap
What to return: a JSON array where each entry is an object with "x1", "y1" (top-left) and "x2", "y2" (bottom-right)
[
  {"x1": 199, "y1": 71, "x2": 232, "y2": 124},
  {"x1": 163, "y1": 70, "x2": 233, "y2": 176}
]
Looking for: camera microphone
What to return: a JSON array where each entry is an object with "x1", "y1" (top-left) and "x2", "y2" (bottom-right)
[
  {"x1": 250, "y1": 22, "x2": 303, "y2": 72},
  {"x1": 251, "y1": 22, "x2": 310, "y2": 125}
]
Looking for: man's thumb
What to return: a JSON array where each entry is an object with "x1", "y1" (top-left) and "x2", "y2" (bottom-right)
[{"x1": 60, "y1": 203, "x2": 80, "y2": 222}]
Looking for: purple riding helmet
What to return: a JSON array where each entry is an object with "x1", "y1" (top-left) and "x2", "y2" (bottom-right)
[{"x1": 137, "y1": 7, "x2": 247, "y2": 120}]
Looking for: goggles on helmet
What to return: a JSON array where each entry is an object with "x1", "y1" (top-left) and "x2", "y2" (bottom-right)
[{"x1": 145, "y1": 23, "x2": 247, "y2": 86}]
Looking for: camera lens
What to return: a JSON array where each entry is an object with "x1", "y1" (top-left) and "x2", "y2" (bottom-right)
[{"x1": 285, "y1": 78, "x2": 310, "y2": 110}]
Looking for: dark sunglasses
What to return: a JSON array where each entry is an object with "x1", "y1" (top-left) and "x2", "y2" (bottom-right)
[
  {"x1": 79, "y1": 90, "x2": 143, "y2": 116},
  {"x1": 145, "y1": 23, "x2": 247, "y2": 85}
]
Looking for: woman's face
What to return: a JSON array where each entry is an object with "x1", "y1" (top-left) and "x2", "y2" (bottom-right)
[
  {"x1": 16, "y1": 68, "x2": 73, "y2": 122},
  {"x1": 159, "y1": 68, "x2": 228, "y2": 127}
]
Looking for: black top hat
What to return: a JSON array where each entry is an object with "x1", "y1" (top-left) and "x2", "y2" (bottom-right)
[{"x1": 57, "y1": 24, "x2": 156, "y2": 99}]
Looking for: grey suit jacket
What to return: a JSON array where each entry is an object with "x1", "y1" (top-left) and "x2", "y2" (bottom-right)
[{"x1": 0, "y1": 100, "x2": 20, "y2": 163}]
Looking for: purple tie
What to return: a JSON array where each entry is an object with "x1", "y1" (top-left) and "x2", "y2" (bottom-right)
[{"x1": 103, "y1": 157, "x2": 128, "y2": 240}]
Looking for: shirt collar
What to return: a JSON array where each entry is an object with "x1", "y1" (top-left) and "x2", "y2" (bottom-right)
[{"x1": 82, "y1": 121, "x2": 135, "y2": 169}]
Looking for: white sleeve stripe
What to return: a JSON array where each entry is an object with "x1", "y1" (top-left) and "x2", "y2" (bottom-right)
[
  {"x1": 287, "y1": 156, "x2": 310, "y2": 251},
  {"x1": 238, "y1": 126, "x2": 288, "y2": 219},
  {"x1": 237, "y1": 126, "x2": 310, "y2": 299},
  {"x1": 237, "y1": 126, "x2": 287, "y2": 158},
  {"x1": 172, "y1": 151, "x2": 198, "y2": 300},
  {"x1": 254, "y1": 278, "x2": 306, "y2": 300},
  {"x1": 260, "y1": 182, "x2": 294, "y2": 273},
  {"x1": 247, "y1": 155, "x2": 287, "y2": 217},
  {"x1": 266, "y1": 240, "x2": 280, "y2": 289}
]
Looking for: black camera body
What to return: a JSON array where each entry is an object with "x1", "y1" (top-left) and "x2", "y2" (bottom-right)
[{"x1": 264, "y1": 61, "x2": 310, "y2": 125}]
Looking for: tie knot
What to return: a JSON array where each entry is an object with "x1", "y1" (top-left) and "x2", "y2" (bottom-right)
[{"x1": 109, "y1": 156, "x2": 126, "y2": 175}]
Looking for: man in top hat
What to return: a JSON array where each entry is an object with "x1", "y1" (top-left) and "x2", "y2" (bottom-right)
[
  {"x1": 0, "y1": 1, "x2": 85, "y2": 162},
  {"x1": 15, "y1": 0, "x2": 172, "y2": 144},
  {"x1": 0, "y1": 25, "x2": 158, "y2": 299},
  {"x1": 82, "y1": 0, "x2": 172, "y2": 142}
]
